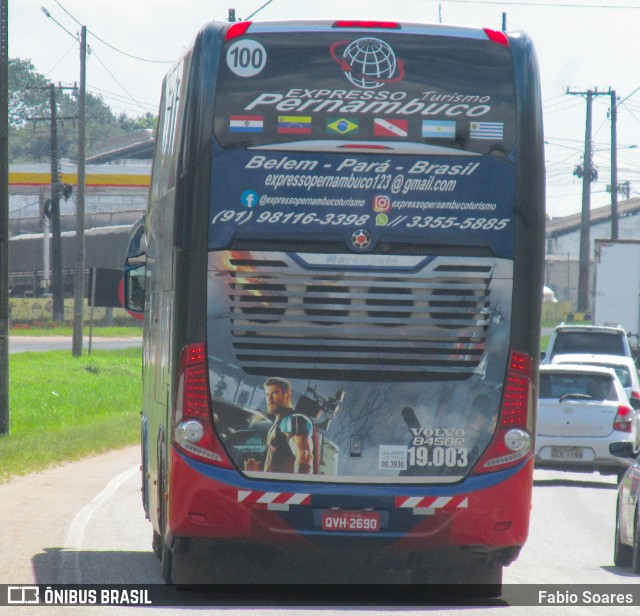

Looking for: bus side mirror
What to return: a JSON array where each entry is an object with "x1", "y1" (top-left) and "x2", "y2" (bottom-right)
[{"x1": 124, "y1": 259, "x2": 146, "y2": 313}]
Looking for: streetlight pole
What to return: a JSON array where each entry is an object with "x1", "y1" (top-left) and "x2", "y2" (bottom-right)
[{"x1": 41, "y1": 7, "x2": 86, "y2": 355}]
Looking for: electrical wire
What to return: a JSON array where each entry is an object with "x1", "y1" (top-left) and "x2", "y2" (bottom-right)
[
  {"x1": 85, "y1": 90, "x2": 156, "y2": 116},
  {"x1": 42, "y1": 41, "x2": 78, "y2": 79},
  {"x1": 85, "y1": 29, "x2": 173, "y2": 64},
  {"x1": 53, "y1": 0, "x2": 173, "y2": 64},
  {"x1": 87, "y1": 84, "x2": 157, "y2": 109},
  {"x1": 89, "y1": 49, "x2": 149, "y2": 115},
  {"x1": 10, "y1": 201, "x2": 41, "y2": 214},
  {"x1": 246, "y1": 0, "x2": 278, "y2": 20}
]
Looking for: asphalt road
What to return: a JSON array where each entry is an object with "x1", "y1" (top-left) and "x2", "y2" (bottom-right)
[{"x1": 8, "y1": 336, "x2": 141, "y2": 353}]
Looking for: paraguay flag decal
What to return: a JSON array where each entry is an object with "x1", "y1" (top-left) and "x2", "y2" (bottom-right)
[{"x1": 229, "y1": 115, "x2": 264, "y2": 133}]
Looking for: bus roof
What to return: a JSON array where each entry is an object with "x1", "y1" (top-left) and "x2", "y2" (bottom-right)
[{"x1": 224, "y1": 20, "x2": 510, "y2": 45}]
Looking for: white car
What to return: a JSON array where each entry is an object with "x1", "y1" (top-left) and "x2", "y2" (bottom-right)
[
  {"x1": 550, "y1": 353, "x2": 640, "y2": 405},
  {"x1": 551, "y1": 353, "x2": 640, "y2": 447},
  {"x1": 536, "y1": 364, "x2": 636, "y2": 480}
]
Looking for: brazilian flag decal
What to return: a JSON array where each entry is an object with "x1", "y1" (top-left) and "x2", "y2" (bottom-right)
[{"x1": 327, "y1": 117, "x2": 360, "y2": 135}]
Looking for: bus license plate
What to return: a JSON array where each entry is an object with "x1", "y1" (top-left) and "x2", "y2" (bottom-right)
[
  {"x1": 551, "y1": 446, "x2": 584, "y2": 460},
  {"x1": 321, "y1": 510, "x2": 381, "y2": 532}
]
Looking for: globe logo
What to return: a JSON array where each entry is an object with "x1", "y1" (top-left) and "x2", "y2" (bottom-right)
[{"x1": 331, "y1": 38, "x2": 403, "y2": 89}]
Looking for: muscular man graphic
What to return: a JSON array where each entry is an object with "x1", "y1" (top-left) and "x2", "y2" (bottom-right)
[{"x1": 245, "y1": 377, "x2": 315, "y2": 474}]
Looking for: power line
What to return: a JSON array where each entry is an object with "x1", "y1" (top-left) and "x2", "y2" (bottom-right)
[
  {"x1": 43, "y1": 40, "x2": 77, "y2": 78},
  {"x1": 545, "y1": 137, "x2": 588, "y2": 150},
  {"x1": 543, "y1": 93, "x2": 569, "y2": 104},
  {"x1": 246, "y1": 0, "x2": 278, "y2": 20},
  {"x1": 617, "y1": 85, "x2": 640, "y2": 106},
  {"x1": 86, "y1": 29, "x2": 173, "y2": 64},
  {"x1": 88, "y1": 97, "x2": 155, "y2": 116},
  {"x1": 618, "y1": 101, "x2": 640, "y2": 126},
  {"x1": 544, "y1": 100, "x2": 584, "y2": 115},
  {"x1": 86, "y1": 85, "x2": 157, "y2": 112},
  {"x1": 10, "y1": 200, "x2": 40, "y2": 214},
  {"x1": 53, "y1": 0, "x2": 172, "y2": 64},
  {"x1": 89, "y1": 49, "x2": 149, "y2": 115}
]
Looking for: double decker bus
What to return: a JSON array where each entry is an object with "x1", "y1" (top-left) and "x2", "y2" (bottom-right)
[{"x1": 124, "y1": 18, "x2": 545, "y2": 587}]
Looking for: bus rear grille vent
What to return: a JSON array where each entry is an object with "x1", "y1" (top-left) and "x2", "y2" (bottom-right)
[{"x1": 220, "y1": 255, "x2": 495, "y2": 381}]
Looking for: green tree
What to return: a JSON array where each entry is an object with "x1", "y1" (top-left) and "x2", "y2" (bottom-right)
[
  {"x1": 8, "y1": 58, "x2": 50, "y2": 128},
  {"x1": 8, "y1": 58, "x2": 157, "y2": 163}
]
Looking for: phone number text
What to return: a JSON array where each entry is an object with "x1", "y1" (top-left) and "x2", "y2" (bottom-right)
[{"x1": 212, "y1": 209, "x2": 511, "y2": 231}]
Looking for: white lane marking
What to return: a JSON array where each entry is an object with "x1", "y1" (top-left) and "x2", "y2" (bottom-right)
[{"x1": 62, "y1": 465, "x2": 138, "y2": 583}]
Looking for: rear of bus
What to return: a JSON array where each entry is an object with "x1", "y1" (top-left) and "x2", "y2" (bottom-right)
[{"x1": 166, "y1": 19, "x2": 544, "y2": 586}]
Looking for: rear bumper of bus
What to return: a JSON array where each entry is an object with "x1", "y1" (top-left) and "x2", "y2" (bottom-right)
[{"x1": 167, "y1": 447, "x2": 532, "y2": 565}]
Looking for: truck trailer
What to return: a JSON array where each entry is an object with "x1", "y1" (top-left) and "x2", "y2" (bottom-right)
[{"x1": 593, "y1": 239, "x2": 640, "y2": 356}]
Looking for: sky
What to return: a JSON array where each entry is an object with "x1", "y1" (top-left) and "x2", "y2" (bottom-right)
[{"x1": 8, "y1": 0, "x2": 640, "y2": 219}]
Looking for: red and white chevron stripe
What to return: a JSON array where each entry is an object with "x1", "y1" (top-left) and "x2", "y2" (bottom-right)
[
  {"x1": 395, "y1": 495, "x2": 469, "y2": 515},
  {"x1": 237, "y1": 490, "x2": 311, "y2": 511}
]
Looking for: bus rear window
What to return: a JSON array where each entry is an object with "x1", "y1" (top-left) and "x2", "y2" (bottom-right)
[
  {"x1": 214, "y1": 32, "x2": 516, "y2": 156},
  {"x1": 551, "y1": 333, "x2": 627, "y2": 358}
]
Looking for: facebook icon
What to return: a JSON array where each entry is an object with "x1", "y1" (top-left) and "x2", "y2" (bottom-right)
[{"x1": 241, "y1": 190, "x2": 259, "y2": 208}]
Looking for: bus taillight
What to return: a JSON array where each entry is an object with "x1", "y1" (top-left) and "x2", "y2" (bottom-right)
[
  {"x1": 483, "y1": 28, "x2": 510, "y2": 46},
  {"x1": 225, "y1": 21, "x2": 252, "y2": 40},
  {"x1": 333, "y1": 21, "x2": 400, "y2": 29},
  {"x1": 173, "y1": 343, "x2": 234, "y2": 468},
  {"x1": 470, "y1": 350, "x2": 534, "y2": 475}
]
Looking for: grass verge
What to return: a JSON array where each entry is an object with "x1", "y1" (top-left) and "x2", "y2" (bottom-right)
[
  {"x1": 0, "y1": 348, "x2": 141, "y2": 483},
  {"x1": 540, "y1": 334, "x2": 550, "y2": 353}
]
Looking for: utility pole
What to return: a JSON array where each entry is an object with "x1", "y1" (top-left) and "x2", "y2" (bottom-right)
[
  {"x1": 72, "y1": 25, "x2": 86, "y2": 357},
  {"x1": 578, "y1": 90, "x2": 593, "y2": 314},
  {"x1": 40, "y1": 187, "x2": 50, "y2": 294},
  {"x1": 610, "y1": 90, "x2": 618, "y2": 240},
  {"x1": 566, "y1": 87, "x2": 611, "y2": 313},
  {"x1": 0, "y1": 0, "x2": 9, "y2": 435},
  {"x1": 29, "y1": 84, "x2": 76, "y2": 323},
  {"x1": 48, "y1": 83, "x2": 64, "y2": 323}
]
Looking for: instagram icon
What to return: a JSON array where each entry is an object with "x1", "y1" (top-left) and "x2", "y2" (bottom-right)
[{"x1": 373, "y1": 195, "x2": 391, "y2": 213}]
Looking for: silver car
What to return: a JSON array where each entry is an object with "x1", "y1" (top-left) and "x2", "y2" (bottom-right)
[
  {"x1": 541, "y1": 324, "x2": 633, "y2": 364},
  {"x1": 536, "y1": 364, "x2": 636, "y2": 480}
]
